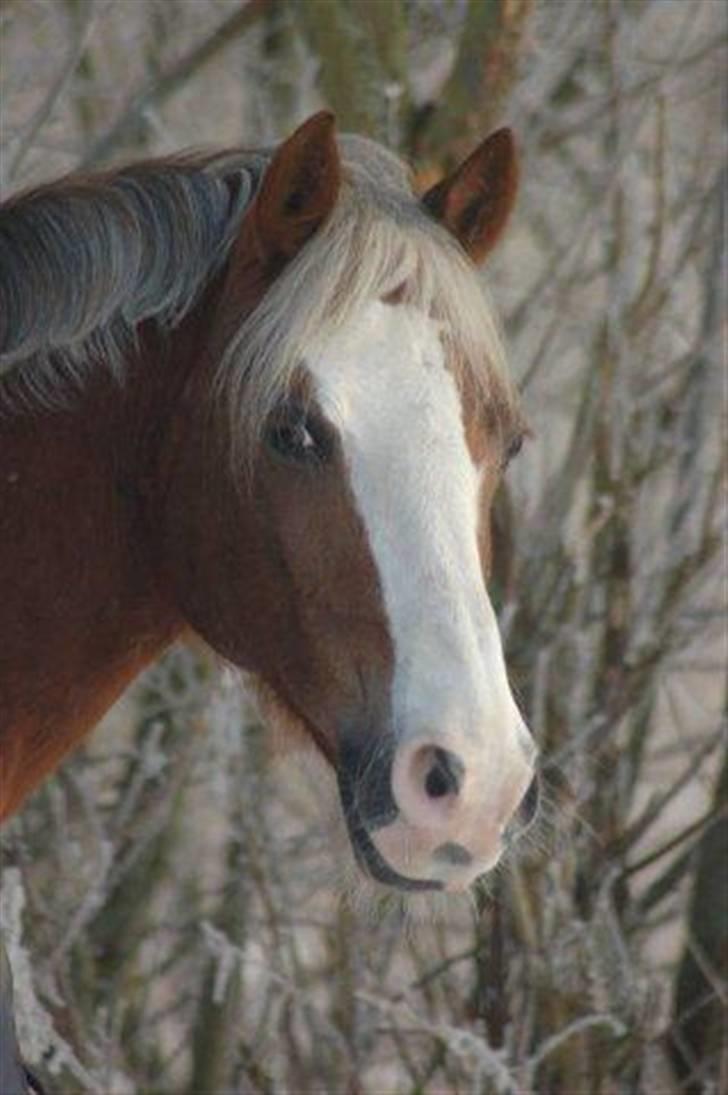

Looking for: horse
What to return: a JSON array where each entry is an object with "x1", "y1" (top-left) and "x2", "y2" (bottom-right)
[{"x1": 0, "y1": 112, "x2": 538, "y2": 896}]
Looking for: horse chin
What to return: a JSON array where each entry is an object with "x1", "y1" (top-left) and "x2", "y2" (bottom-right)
[
  {"x1": 243, "y1": 674, "x2": 449, "y2": 899},
  {"x1": 335, "y1": 768, "x2": 443, "y2": 894}
]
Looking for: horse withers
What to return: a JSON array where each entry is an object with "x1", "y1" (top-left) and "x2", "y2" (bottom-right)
[{"x1": 0, "y1": 113, "x2": 538, "y2": 895}]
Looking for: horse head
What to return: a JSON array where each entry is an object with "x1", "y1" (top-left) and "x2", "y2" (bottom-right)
[{"x1": 151, "y1": 114, "x2": 538, "y2": 892}]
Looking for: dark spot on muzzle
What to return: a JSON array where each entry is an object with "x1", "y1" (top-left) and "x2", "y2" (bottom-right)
[
  {"x1": 336, "y1": 735, "x2": 442, "y2": 893},
  {"x1": 518, "y1": 772, "x2": 540, "y2": 829},
  {"x1": 432, "y1": 841, "x2": 472, "y2": 867},
  {"x1": 337, "y1": 736, "x2": 399, "y2": 832}
]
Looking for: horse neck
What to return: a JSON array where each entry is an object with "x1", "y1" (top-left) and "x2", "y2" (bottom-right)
[{"x1": 0, "y1": 327, "x2": 194, "y2": 819}]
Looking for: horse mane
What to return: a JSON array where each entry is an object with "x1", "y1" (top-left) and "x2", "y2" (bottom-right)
[
  {"x1": 0, "y1": 150, "x2": 261, "y2": 395},
  {"x1": 0, "y1": 136, "x2": 517, "y2": 453}
]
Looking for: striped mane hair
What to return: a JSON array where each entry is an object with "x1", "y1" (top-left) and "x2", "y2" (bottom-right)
[{"x1": 0, "y1": 134, "x2": 516, "y2": 458}]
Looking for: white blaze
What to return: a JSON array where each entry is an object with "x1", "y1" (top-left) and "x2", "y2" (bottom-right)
[{"x1": 307, "y1": 301, "x2": 527, "y2": 769}]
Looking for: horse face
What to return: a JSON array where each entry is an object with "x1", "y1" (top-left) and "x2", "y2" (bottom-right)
[
  {"x1": 155, "y1": 115, "x2": 537, "y2": 892},
  {"x1": 157, "y1": 295, "x2": 535, "y2": 893},
  {"x1": 279, "y1": 299, "x2": 536, "y2": 891}
]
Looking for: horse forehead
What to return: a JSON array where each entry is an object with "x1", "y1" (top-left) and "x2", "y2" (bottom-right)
[{"x1": 305, "y1": 300, "x2": 464, "y2": 434}]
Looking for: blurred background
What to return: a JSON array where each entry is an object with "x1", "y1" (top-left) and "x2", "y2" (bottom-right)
[{"x1": 0, "y1": 1, "x2": 725, "y2": 1091}]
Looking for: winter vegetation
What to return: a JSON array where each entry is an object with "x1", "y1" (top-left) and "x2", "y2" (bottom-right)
[{"x1": 0, "y1": 0, "x2": 725, "y2": 1091}]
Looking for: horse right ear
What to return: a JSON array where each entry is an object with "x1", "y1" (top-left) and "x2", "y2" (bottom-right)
[
  {"x1": 251, "y1": 112, "x2": 341, "y2": 269},
  {"x1": 422, "y1": 128, "x2": 518, "y2": 264}
]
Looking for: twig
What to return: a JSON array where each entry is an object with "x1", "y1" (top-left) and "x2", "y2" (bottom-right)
[
  {"x1": 4, "y1": 0, "x2": 98, "y2": 184},
  {"x1": 80, "y1": 0, "x2": 269, "y2": 169},
  {"x1": 621, "y1": 802, "x2": 728, "y2": 881}
]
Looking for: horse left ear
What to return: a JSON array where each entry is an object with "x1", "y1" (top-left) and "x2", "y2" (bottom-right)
[
  {"x1": 422, "y1": 128, "x2": 518, "y2": 264},
  {"x1": 252, "y1": 111, "x2": 341, "y2": 268}
]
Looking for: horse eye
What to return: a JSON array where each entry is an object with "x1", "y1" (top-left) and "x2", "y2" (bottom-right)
[
  {"x1": 503, "y1": 433, "x2": 525, "y2": 467},
  {"x1": 266, "y1": 403, "x2": 331, "y2": 465}
]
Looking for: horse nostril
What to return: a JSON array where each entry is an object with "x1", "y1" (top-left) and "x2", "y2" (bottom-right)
[
  {"x1": 519, "y1": 773, "x2": 540, "y2": 828},
  {"x1": 424, "y1": 747, "x2": 464, "y2": 800}
]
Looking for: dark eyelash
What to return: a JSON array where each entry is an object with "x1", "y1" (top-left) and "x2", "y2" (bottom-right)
[
  {"x1": 266, "y1": 400, "x2": 334, "y2": 466},
  {"x1": 503, "y1": 434, "x2": 525, "y2": 466}
]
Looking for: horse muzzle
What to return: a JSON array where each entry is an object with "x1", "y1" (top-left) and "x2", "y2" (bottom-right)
[{"x1": 336, "y1": 730, "x2": 539, "y2": 893}]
